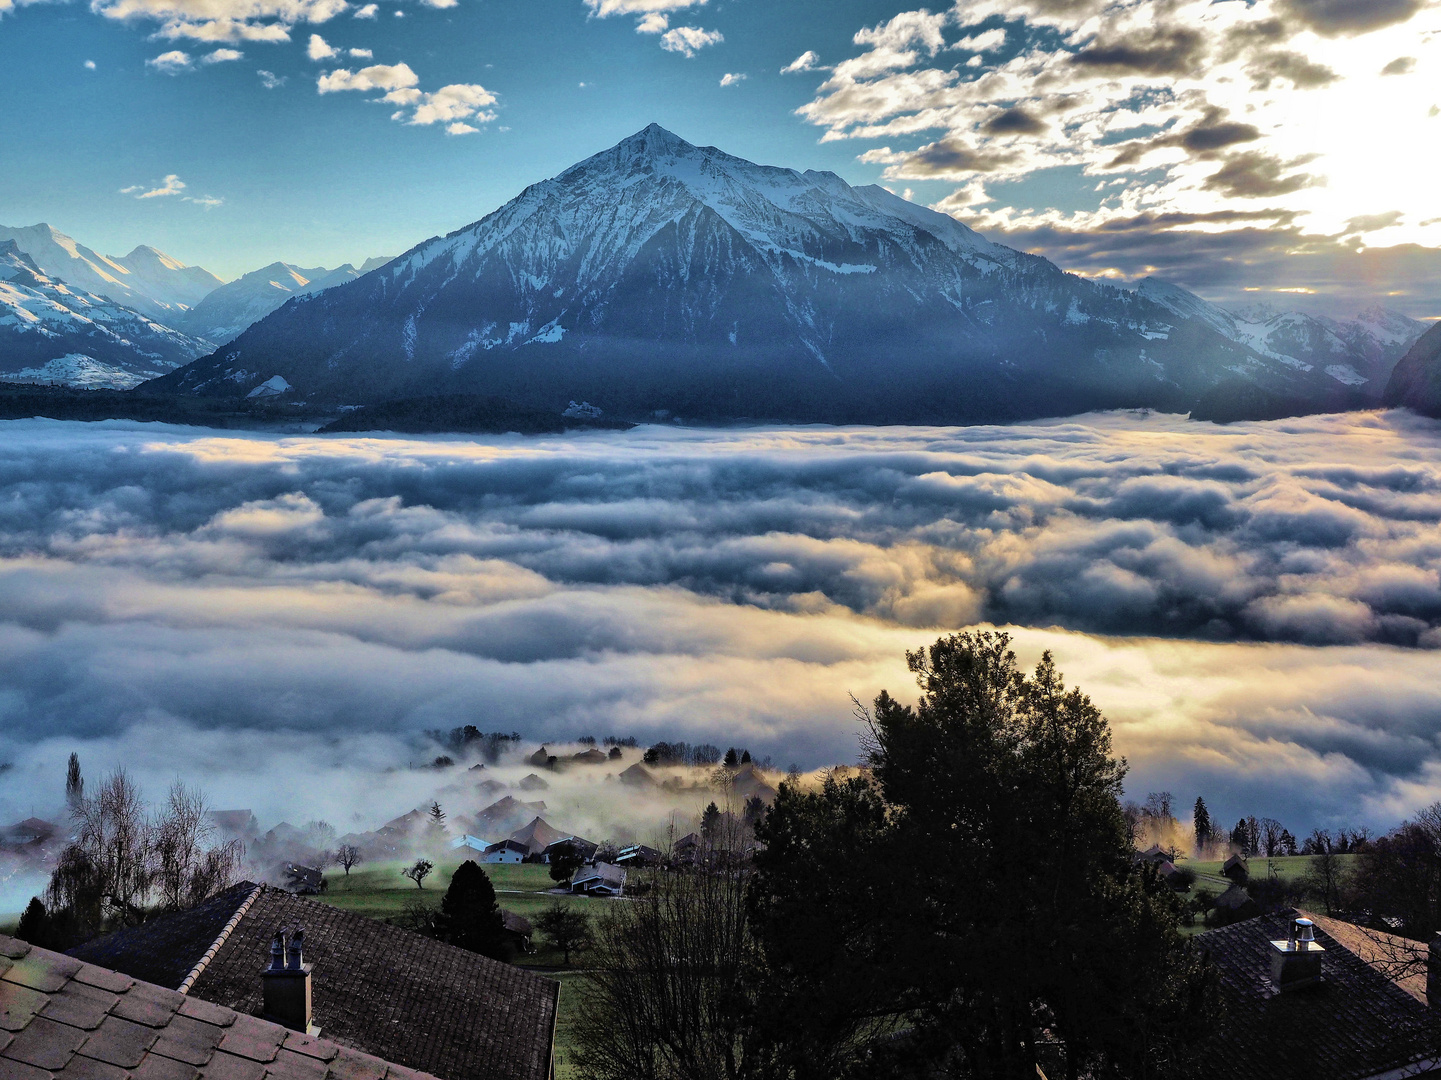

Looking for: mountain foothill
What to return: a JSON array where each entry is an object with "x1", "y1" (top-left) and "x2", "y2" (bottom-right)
[{"x1": 2, "y1": 126, "x2": 1435, "y2": 425}]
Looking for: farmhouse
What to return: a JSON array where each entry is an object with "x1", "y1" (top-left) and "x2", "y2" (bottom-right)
[
  {"x1": 1197, "y1": 910, "x2": 1441, "y2": 1078},
  {"x1": 1222, "y1": 853, "x2": 1249, "y2": 882},
  {"x1": 570, "y1": 862, "x2": 626, "y2": 897},
  {"x1": 480, "y1": 838, "x2": 528, "y2": 864},
  {"x1": 506, "y1": 817, "x2": 568, "y2": 858},
  {"x1": 541, "y1": 836, "x2": 597, "y2": 864},
  {"x1": 614, "y1": 844, "x2": 662, "y2": 867},
  {"x1": 68, "y1": 882, "x2": 558, "y2": 1080}
]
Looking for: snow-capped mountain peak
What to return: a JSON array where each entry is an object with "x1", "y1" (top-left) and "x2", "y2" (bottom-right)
[{"x1": 150, "y1": 126, "x2": 1423, "y2": 423}]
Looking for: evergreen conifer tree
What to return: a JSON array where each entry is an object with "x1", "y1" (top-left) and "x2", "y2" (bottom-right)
[
  {"x1": 1193, "y1": 797, "x2": 1212, "y2": 852},
  {"x1": 436, "y1": 860, "x2": 510, "y2": 960}
]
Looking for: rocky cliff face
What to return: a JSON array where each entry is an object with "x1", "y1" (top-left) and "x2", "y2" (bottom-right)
[{"x1": 1383, "y1": 322, "x2": 1441, "y2": 416}]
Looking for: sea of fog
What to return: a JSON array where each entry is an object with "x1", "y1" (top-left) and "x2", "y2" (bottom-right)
[{"x1": 3, "y1": 409, "x2": 1441, "y2": 866}]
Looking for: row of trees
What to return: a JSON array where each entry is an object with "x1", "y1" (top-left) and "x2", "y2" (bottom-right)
[
  {"x1": 20, "y1": 765, "x2": 242, "y2": 950},
  {"x1": 573, "y1": 633, "x2": 1216, "y2": 1080}
]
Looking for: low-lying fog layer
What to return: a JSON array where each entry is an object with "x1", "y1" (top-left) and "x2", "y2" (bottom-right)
[{"x1": 2, "y1": 411, "x2": 1441, "y2": 845}]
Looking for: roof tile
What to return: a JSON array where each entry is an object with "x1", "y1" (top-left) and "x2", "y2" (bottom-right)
[
  {"x1": 3, "y1": 1019, "x2": 87, "y2": 1071},
  {"x1": 0, "y1": 985, "x2": 48, "y2": 1033},
  {"x1": 277, "y1": 1037, "x2": 331, "y2": 1065},
  {"x1": 108, "y1": 987, "x2": 182, "y2": 1031},
  {"x1": 58, "y1": 1055, "x2": 128, "y2": 1080},
  {"x1": 131, "y1": 1054, "x2": 199, "y2": 1080},
  {"x1": 39, "y1": 985, "x2": 119, "y2": 1032},
  {"x1": 215, "y1": 1019, "x2": 281, "y2": 1065},
  {"x1": 0, "y1": 1056, "x2": 53, "y2": 1080},
  {"x1": 147, "y1": 1017, "x2": 224, "y2": 1067},
  {"x1": 0, "y1": 943, "x2": 30, "y2": 963},
  {"x1": 70, "y1": 972, "x2": 131, "y2": 998},
  {"x1": 320, "y1": 1051, "x2": 383, "y2": 1080},
  {"x1": 171, "y1": 1005, "x2": 226, "y2": 1032},
  {"x1": 78, "y1": 1017, "x2": 160, "y2": 1069},
  {"x1": 196, "y1": 1054, "x2": 265, "y2": 1080},
  {"x1": 264, "y1": 1049, "x2": 326, "y2": 1080},
  {"x1": 3, "y1": 956, "x2": 81, "y2": 996}
]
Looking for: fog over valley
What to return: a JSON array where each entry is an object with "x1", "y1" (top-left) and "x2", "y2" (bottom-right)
[{"x1": 4, "y1": 411, "x2": 1441, "y2": 856}]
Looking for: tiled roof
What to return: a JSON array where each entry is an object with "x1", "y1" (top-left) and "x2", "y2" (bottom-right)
[
  {"x1": 0, "y1": 933, "x2": 441, "y2": 1080},
  {"x1": 1197, "y1": 909, "x2": 1441, "y2": 1079},
  {"x1": 1303, "y1": 911, "x2": 1430, "y2": 1005},
  {"x1": 69, "y1": 886, "x2": 557, "y2": 1080}
]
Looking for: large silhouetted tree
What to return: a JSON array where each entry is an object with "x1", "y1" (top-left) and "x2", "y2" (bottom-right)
[{"x1": 750, "y1": 631, "x2": 1216, "y2": 1080}]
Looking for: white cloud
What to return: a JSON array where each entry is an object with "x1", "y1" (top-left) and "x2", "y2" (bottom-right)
[
  {"x1": 84, "y1": 59, "x2": 97, "y2": 69},
  {"x1": 348, "y1": 47, "x2": 371, "y2": 57},
  {"x1": 307, "y1": 32, "x2": 337, "y2": 59},
  {"x1": 317, "y1": 62, "x2": 496, "y2": 131},
  {"x1": 353, "y1": 2, "x2": 376, "y2": 14},
  {"x1": 317, "y1": 60, "x2": 418, "y2": 92},
  {"x1": 659, "y1": 25, "x2": 721, "y2": 57},
  {"x1": 954, "y1": 27, "x2": 1005, "y2": 52},
  {"x1": 406, "y1": 82, "x2": 497, "y2": 126},
  {"x1": 719, "y1": 71, "x2": 745, "y2": 86},
  {"x1": 145, "y1": 49, "x2": 192, "y2": 72},
  {"x1": 780, "y1": 49, "x2": 820, "y2": 74},
  {"x1": 793, "y1": 0, "x2": 1441, "y2": 257},
  {"x1": 93, "y1": 0, "x2": 350, "y2": 44},
  {"x1": 258, "y1": 68, "x2": 286, "y2": 87},
  {"x1": 419, "y1": 0, "x2": 456, "y2": 8},
  {"x1": 635, "y1": 11, "x2": 666, "y2": 32},
  {"x1": 120, "y1": 174, "x2": 224, "y2": 207},
  {"x1": 583, "y1": 0, "x2": 705, "y2": 15},
  {"x1": 201, "y1": 47, "x2": 243, "y2": 62}
]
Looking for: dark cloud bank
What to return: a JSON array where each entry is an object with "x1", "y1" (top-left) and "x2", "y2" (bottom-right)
[{"x1": 4, "y1": 413, "x2": 1441, "y2": 836}]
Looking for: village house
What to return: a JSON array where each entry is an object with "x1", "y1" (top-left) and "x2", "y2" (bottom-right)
[
  {"x1": 479, "y1": 838, "x2": 528, "y2": 864},
  {"x1": 449, "y1": 833, "x2": 492, "y2": 855},
  {"x1": 614, "y1": 844, "x2": 662, "y2": 867},
  {"x1": 66, "y1": 882, "x2": 558, "y2": 1080},
  {"x1": 541, "y1": 836, "x2": 597, "y2": 865},
  {"x1": 570, "y1": 862, "x2": 626, "y2": 897}
]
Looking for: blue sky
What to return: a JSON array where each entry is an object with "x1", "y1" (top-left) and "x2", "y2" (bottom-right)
[{"x1": 3, "y1": 0, "x2": 1440, "y2": 314}]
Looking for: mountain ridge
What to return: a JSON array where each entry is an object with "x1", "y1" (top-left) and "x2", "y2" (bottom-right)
[{"x1": 143, "y1": 126, "x2": 1429, "y2": 423}]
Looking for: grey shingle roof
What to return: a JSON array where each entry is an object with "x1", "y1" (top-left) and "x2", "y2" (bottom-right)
[
  {"x1": 68, "y1": 885, "x2": 556, "y2": 1080},
  {"x1": 0, "y1": 933, "x2": 439, "y2": 1080},
  {"x1": 1198, "y1": 909, "x2": 1441, "y2": 1079}
]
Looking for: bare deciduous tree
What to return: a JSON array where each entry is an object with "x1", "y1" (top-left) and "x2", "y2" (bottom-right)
[
  {"x1": 573, "y1": 862, "x2": 771, "y2": 1080},
  {"x1": 336, "y1": 844, "x2": 363, "y2": 876},
  {"x1": 403, "y1": 858, "x2": 434, "y2": 889},
  {"x1": 71, "y1": 769, "x2": 151, "y2": 922},
  {"x1": 152, "y1": 782, "x2": 242, "y2": 911}
]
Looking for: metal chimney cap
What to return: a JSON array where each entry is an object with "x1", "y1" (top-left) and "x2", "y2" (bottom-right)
[{"x1": 269, "y1": 931, "x2": 286, "y2": 971}]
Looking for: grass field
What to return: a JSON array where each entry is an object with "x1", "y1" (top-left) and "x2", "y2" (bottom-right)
[{"x1": 1169, "y1": 853, "x2": 1361, "y2": 936}]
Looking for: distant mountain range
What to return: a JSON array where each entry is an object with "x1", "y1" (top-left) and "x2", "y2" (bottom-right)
[
  {"x1": 148, "y1": 126, "x2": 1428, "y2": 424},
  {"x1": 0, "y1": 224, "x2": 222, "y2": 323},
  {"x1": 174, "y1": 257, "x2": 391, "y2": 343},
  {"x1": 0, "y1": 240, "x2": 213, "y2": 389},
  {"x1": 0, "y1": 223, "x2": 391, "y2": 389}
]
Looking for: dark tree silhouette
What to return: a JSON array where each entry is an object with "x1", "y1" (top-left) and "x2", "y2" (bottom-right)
[
  {"x1": 1193, "y1": 797, "x2": 1212, "y2": 852},
  {"x1": 536, "y1": 902, "x2": 590, "y2": 966},
  {"x1": 65, "y1": 754, "x2": 84, "y2": 809},
  {"x1": 435, "y1": 860, "x2": 509, "y2": 960}
]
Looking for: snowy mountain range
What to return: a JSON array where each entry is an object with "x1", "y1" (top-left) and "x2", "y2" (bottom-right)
[
  {"x1": 0, "y1": 224, "x2": 222, "y2": 323},
  {"x1": 175, "y1": 257, "x2": 392, "y2": 344},
  {"x1": 150, "y1": 125, "x2": 1427, "y2": 423},
  {"x1": 0, "y1": 240, "x2": 214, "y2": 389}
]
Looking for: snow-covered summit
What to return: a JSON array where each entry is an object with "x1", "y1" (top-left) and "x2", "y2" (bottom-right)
[
  {"x1": 0, "y1": 223, "x2": 223, "y2": 321},
  {"x1": 155, "y1": 126, "x2": 1408, "y2": 423}
]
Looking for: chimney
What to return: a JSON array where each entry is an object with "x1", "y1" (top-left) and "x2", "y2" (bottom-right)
[
  {"x1": 1269, "y1": 916, "x2": 1324, "y2": 991},
  {"x1": 1428, "y1": 933, "x2": 1441, "y2": 1006},
  {"x1": 261, "y1": 928, "x2": 317, "y2": 1035}
]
